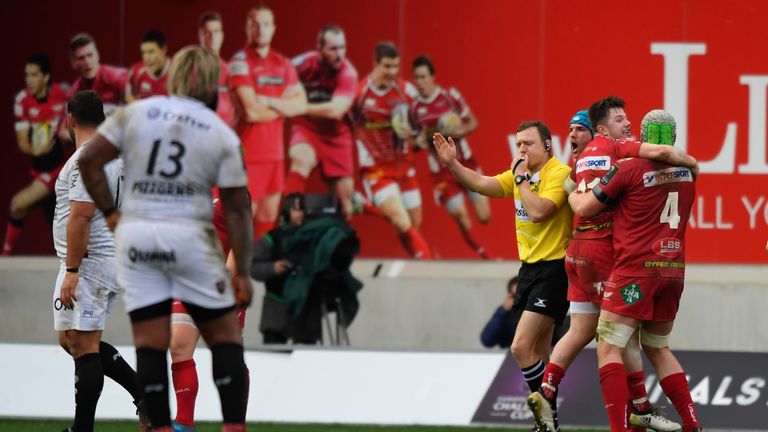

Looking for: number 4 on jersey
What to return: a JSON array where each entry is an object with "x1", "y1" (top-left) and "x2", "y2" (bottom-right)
[{"x1": 660, "y1": 191, "x2": 680, "y2": 229}]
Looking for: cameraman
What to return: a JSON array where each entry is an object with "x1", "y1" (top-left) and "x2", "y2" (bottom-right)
[{"x1": 250, "y1": 193, "x2": 362, "y2": 344}]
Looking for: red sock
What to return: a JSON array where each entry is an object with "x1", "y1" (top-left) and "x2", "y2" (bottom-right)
[
  {"x1": 626, "y1": 370, "x2": 652, "y2": 413},
  {"x1": 599, "y1": 363, "x2": 630, "y2": 432},
  {"x1": 254, "y1": 220, "x2": 276, "y2": 240},
  {"x1": 363, "y1": 201, "x2": 384, "y2": 218},
  {"x1": 171, "y1": 359, "x2": 199, "y2": 427},
  {"x1": 2, "y1": 222, "x2": 23, "y2": 256},
  {"x1": 460, "y1": 228, "x2": 494, "y2": 260},
  {"x1": 660, "y1": 372, "x2": 700, "y2": 429},
  {"x1": 541, "y1": 362, "x2": 565, "y2": 399},
  {"x1": 284, "y1": 171, "x2": 307, "y2": 194},
  {"x1": 398, "y1": 227, "x2": 432, "y2": 259}
]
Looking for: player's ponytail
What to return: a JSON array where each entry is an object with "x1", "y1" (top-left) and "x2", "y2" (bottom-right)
[{"x1": 168, "y1": 45, "x2": 219, "y2": 107}]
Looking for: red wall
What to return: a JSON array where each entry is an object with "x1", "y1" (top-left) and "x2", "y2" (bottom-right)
[{"x1": 2, "y1": 0, "x2": 767, "y2": 262}]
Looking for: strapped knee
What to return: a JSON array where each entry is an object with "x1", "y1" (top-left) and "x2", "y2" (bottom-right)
[
  {"x1": 596, "y1": 319, "x2": 635, "y2": 349},
  {"x1": 641, "y1": 330, "x2": 670, "y2": 348}
]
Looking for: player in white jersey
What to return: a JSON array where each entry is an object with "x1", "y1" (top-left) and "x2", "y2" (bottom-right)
[
  {"x1": 78, "y1": 46, "x2": 253, "y2": 432},
  {"x1": 53, "y1": 90, "x2": 148, "y2": 432}
]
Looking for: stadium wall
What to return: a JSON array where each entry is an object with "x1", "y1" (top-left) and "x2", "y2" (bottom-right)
[
  {"x1": 3, "y1": 257, "x2": 767, "y2": 352},
  {"x1": 2, "y1": 0, "x2": 768, "y2": 262}
]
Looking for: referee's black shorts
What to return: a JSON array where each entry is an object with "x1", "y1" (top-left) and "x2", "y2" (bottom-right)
[{"x1": 513, "y1": 258, "x2": 569, "y2": 325}]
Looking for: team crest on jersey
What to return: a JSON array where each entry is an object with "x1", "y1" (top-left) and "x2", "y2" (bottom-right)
[
  {"x1": 643, "y1": 167, "x2": 693, "y2": 187},
  {"x1": 620, "y1": 282, "x2": 642, "y2": 305},
  {"x1": 575, "y1": 156, "x2": 611, "y2": 174}
]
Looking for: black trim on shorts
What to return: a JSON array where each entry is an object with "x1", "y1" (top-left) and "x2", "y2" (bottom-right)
[
  {"x1": 182, "y1": 301, "x2": 236, "y2": 324},
  {"x1": 129, "y1": 299, "x2": 173, "y2": 323}
]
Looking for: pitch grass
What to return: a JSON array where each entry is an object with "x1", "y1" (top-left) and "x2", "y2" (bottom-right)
[{"x1": 0, "y1": 419, "x2": 607, "y2": 432}]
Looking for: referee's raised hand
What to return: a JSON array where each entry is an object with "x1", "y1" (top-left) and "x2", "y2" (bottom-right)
[{"x1": 432, "y1": 132, "x2": 457, "y2": 166}]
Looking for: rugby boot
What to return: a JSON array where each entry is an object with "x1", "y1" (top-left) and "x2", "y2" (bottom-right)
[
  {"x1": 630, "y1": 407, "x2": 682, "y2": 431},
  {"x1": 527, "y1": 390, "x2": 556, "y2": 432}
]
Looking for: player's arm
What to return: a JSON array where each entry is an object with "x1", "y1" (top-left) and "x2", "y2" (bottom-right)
[
  {"x1": 569, "y1": 189, "x2": 606, "y2": 218},
  {"x1": 124, "y1": 82, "x2": 137, "y2": 104},
  {"x1": 233, "y1": 86, "x2": 280, "y2": 123},
  {"x1": 219, "y1": 186, "x2": 254, "y2": 307},
  {"x1": 306, "y1": 95, "x2": 353, "y2": 121},
  {"x1": 59, "y1": 199, "x2": 95, "y2": 309},
  {"x1": 433, "y1": 133, "x2": 505, "y2": 198},
  {"x1": 78, "y1": 134, "x2": 121, "y2": 229},
  {"x1": 15, "y1": 128, "x2": 33, "y2": 155},
  {"x1": 517, "y1": 181, "x2": 558, "y2": 222},
  {"x1": 260, "y1": 83, "x2": 307, "y2": 117},
  {"x1": 457, "y1": 110, "x2": 479, "y2": 138},
  {"x1": 638, "y1": 143, "x2": 699, "y2": 175}
]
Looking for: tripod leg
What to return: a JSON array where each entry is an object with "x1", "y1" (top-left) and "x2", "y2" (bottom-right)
[{"x1": 321, "y1": 302, "x2": 336, "y2": 346}]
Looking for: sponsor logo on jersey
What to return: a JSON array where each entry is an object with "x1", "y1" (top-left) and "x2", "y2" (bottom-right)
[
  {"x1": 132, "y1": 180, "x2": 196, "y2": 196},
  {"x1": 128, "y1": 247, "x2": 177, "y2": 263},
  {"x1": 257, "y1": 75, "x2": 286, "y2": 86},
  {"x1": 576, "y1": 156, "x2": 612, "y2": 174},
  {"x1": 643, "y1": 260, "x2": 686, "y2": 268},
  {"x1": 652, "y1": 237, "x2": 682, "y2": 257},
  {"x1": 29, "y1": 107, "x2": 40, "y2": 117},
  {"x1": 146, "y1": 108, "x2": 211, "y2": 131},
  {"x1": 643, "y1": 167, "x2": 692, "y2": 187},
  {"x1": 514, "y1": 199, "x2": 530, "y2": 221},
  {"x1": 416, "y1": 106, "x2": 428, "y2": 115},
  {"x1": 620, "y1": 282, "x2": 643, "y2": 305}
]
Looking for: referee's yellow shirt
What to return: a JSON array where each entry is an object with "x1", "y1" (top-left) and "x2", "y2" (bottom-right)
[{"x1": 495, "y1": 156, "x2": 573, "y2": 263}]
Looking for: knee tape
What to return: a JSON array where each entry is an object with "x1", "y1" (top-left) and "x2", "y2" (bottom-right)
[
  {"x1": 641, "y1": 330, "x2": 670, "y2": 348},
  {"x1": 596, "y1": 319, "x2": 635, "y2": 349}
]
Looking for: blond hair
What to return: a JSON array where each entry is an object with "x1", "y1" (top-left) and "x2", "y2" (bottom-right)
[{"x1": 167, "y1": 45, "x2": 219, "y2": 105}]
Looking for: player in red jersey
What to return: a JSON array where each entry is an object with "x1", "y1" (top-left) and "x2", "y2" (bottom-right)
[
  {"x1": 125, "y1": 30, "x2": 170, "y2": 103},
  {"x1": 285, "y1": 25, "x2": 358, "y2": 216},
  {"x1": 230, "y1": 6, "x2": 306, "y2": 238},
  {"x1": 410, "y1": 55, "x2": 493, "y2": 259},
  {"x1": 198, "y1": 11, "x2": 234, "y2": 125},
  {"x1": 68, "y1": 33, "x2": 127, "y2": 115},
  {"x1": 569, "y1": 110, "x2": 702, "y2": 432},
  {"x1": 3, "y1": 54, "x2": 68, "y2": 255},
  {"x1": 354, "y1": 42, "x2": 431, "y2": 259},
  {"x1": 528, "y1": 101, "x2": 696, "y2": 431}
]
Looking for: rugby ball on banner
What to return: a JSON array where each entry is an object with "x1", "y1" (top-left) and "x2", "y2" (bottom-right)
[
  {"x1": 437, "y1": 111, "x2": 462, "y2": 136},
  {"x1": 391, "y1": 104, "x2": 412, "y2": 139},
  {"x1": 31, "y1": 122, "x2": 53, "y2": 153}
]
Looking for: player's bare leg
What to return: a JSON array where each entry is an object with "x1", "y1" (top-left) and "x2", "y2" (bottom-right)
[
  {"x1": 512, "y1": 311, "x2": 555, "y2": 430},
  {"x1": 170, "y1": 323, "x2": 201, "y2": 431},
  {"x1": 469, "y1": 192, "x2": 491, "y2": 224},
  {"x1": 378, "y1": 194, "x2": 431, "y2": 259},
  {"x1": 254, "y1": 191, "x2": 281, "y2": 239},
  {"x1": 640, "y1": 321, "x2": 701, "y2": 431},
  {"x1": 3, "y1": 180, "x2": 48, "y2": 255},
  {"x1": 285, "y1": 143, "x2": 316, "y2": 194},
  {"x1": 448, "y1": 198, "x2": 491, "y2": 259},
  {"x1": 327, "y1": 176, "x2": 354, "y2": 218},
  {"x1": 407, "y1": 205, "x2": 422, "y2": 231},
  {"x1": 196, "y1": 310, "x2": 247, "y2": 432}
]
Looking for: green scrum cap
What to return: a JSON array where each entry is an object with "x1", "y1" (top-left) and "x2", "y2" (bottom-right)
[{"x1": 640, "y1": 109, "x2": 676, "y2": 146}]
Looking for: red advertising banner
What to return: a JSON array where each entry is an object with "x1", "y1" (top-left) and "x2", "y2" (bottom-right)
[{"x1": 1, "y1": 1, "x2": 766, "y2": 262}]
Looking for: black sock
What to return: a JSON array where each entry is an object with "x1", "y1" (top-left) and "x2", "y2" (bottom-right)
[
  {"x1": 135, "y1": 348, "x2": 171, "y2": 428},
  {"x1": 211, "y1": 343, "x2": 246, "y2": 424},
  {"x1": 9, "y1": 217, "x2": 23, "y2": 227},
  {"x1": 521, "y1": 359, "x2": 546, "y2": 393},
  {"x1": 73, "y1": 353, "x2": 104, "y2": 432},
  {"x1": 99, "y1": 342, "x2": 140, "y2": 401}
]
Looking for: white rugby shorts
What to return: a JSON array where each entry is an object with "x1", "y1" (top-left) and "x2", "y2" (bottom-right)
[
  {"x1": 115, "y1": 218, "x2": 234, "y2": 312},
  {"x1": 53, "y1": 263, "x2": 118, "y2": 331}
]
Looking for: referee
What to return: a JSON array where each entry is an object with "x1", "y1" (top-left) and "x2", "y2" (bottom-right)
[{"x1": 433, "y1": 121, "x2": 572, "y2": 420}]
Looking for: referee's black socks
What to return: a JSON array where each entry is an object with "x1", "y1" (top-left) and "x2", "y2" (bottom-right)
[
  {"x1": 99, "y1": 341, "x2": 140, "y2": 402},
  {"x1": 522, "y1": 358, "x2": 546, "y2": 393},
  {"x1": 211, "y1": 342, "x2": 247, "y2": 424},
  {"x1": 136, "y1": 347, "x2": 171, "y2": 428},
  {"x1": 73, "y1": 352, "x2": 104, "y2": 432}
]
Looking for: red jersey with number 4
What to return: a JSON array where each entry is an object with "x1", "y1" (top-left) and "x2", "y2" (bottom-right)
[
  {"x1": 127, "y1": 60, "x2": 169, "y2": 100},
  {"x1": 229, "y1": 47, "x2": 299, "y2": 162},
  {"x1": 292, "y1": 51, "x2": 357, "y2": 137},
  {"x1": 69, "y1": 64, "x2": 127, "y2": 114},
  {"x1": 355, "y1": 77, "x2": 415, "y2": 167},
  {"x1": 572, "y1": 135, "x2": 642, "y2": 240},
  {"x1": 596, "y1": 158, "x2": 695, "y2": 278}
]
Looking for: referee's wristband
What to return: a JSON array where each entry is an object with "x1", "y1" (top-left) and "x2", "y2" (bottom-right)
[
  {"x1": 102, "y1": 206, "x2": 117, "y2": 217},
  {"x1": 66, "y1": 266, "x2": 79, "y2": 273}
]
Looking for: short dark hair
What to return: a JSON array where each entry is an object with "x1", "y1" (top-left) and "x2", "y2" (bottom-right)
[
  {"x1": 26, "y1": 54, "x2": 51, "y2": 76},
  {"x1": 198, "y1": 11, "x2": 222, "y2": 28},
  {"x1": 67, "y1": 90, "x2": 105, "y2": 127},
  {"x1": 69, "y1": 33, "x2": 95, "y2": 55},
  {"x1": 412, "y1": 55, "x2": 435, "y2": 75},
  {"x1": 589, "y1": 96, "x2": 625, "y2": 129},
  {"x1": 374, "y1": 42, "x2": 398, "y2": 63},
  {"x1": 316, "y1": 24, "x2": 344, "y2": 48},
  {"x1": 506, "y1": 276, "x2": 519, "y2": 294},
  {"x1": 517, "y1": 120, "x2": 552, "y2": 143},
  {"x1": 142, "y1": 29, "x2": 166, "y2": 48}
]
